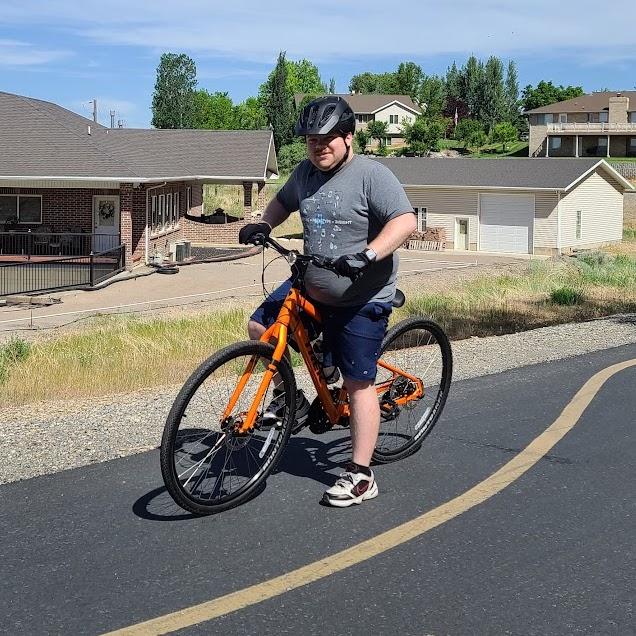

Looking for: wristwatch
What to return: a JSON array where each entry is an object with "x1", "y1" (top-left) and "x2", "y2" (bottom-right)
[{"x1": 362, "y1": 247, "x2": 377, "y2": 263}]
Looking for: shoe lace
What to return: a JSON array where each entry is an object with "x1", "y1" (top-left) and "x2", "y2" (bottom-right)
[{"x1": 335, "y1": 471, "x2": 356, "y2": 488}]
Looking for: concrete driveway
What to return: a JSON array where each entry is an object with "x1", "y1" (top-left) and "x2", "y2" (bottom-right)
[{"x1": 0, "y1": 245, "x2": 526, "y2": 335}]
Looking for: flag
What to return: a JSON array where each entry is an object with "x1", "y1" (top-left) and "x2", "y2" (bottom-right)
[{"x1": 454, "y1": 107, "x2": 458, "y2": 127}]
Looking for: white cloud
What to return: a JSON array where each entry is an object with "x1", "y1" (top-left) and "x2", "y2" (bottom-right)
[
  {"x1": 1, "y1": 0, "x2": 635, "y2": 63},
  {"x1": 0, "y1": 39, "x2": 71, "y2": 66}
]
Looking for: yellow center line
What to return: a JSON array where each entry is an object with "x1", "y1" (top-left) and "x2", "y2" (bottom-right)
[{"x1": 105, "y1": 358, "x2": 636, "y2": 636}]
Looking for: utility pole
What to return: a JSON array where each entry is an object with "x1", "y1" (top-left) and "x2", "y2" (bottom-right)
[
  {"x1": 90, "y1": 98, "x2": 98, "y2": 123},
  {"x1": 110, "y1": 110, "x2": 115, "y2": 128}
]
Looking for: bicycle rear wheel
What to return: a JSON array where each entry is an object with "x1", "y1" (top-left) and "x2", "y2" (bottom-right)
[
  {"x1": 160, "y1": 341, "x2": 296, "y2": 515},
  {"x1": 373, "y1": 317, "x2": 452, "y2": 463}
]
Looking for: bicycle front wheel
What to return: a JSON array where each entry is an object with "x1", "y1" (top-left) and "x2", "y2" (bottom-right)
[
  {"x1": 373, "y1": 317, "x2": 452, "y2": 463},
  {"x1": 160, "y1": 341, "x2": 296, "y2": 515}
]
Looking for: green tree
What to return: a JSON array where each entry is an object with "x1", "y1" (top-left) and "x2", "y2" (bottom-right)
[
  {"x1": 277, "y1": 140, "x2": 307, "y2": 173},
  {"x1": 478, "y1": 56, "x2": 507, "y2": 134},
  {"x1": 521, "y1": 81, "x2": 584, "y2": 111},
  {"x1": 445, "y1": 61, "x2": 463, "y2": 102},
  {"x1": 349, "y1": 70, "x2": 399, "y2": 94},
  {"x1": 366, "y1": 120, "x2": 389, "y2": 149},
  {"x1": 455, "y1": 118, "x2": 487, "y2": 150},
  {"x1": 505, "y1": 60, "x2": 520, "y2": 125},
  {"x1": 234, "y1": 97, "x2": 267, "y2": 130},
  {"x1": 349, "y1": 72, "x2": 379, "y2": 93},
  {"x1": 395, "y1": 62, "x2": 424, "y2": 100},
  {"x1": 328, "y1": 77, "x2": 336, "y2": 93},
  {"x1": 402, "y1": 116, "x2": 445, "y2": 155},
  {"x1": 262, "y1": 51, "x2": 295, "y2": 149},
  {"x1": 491, "y1": 121, "x2": 518, "y2": 151},
  {"x1": 461, "y1": 55, "x2": 484, "y2": 117},
  {"x1": 287, "y1": 59, "x2": 326, "y2": 95},
  {"x1": 354, "y1": 129, "x2": 370, "y2": 153},
  {"x1": 151, "y1": 53, "x2": 197, "y2": 129},
  {"x1": 418, "y1": 75, "x2": 446, "y2": 119},
  {"x1": 192, "y1": 90, "x2": 236, "y2": 129}
]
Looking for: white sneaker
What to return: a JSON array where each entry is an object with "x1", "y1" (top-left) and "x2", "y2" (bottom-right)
[{"x1": 322, "y1": 463, "x2": 379, "y2": 507}]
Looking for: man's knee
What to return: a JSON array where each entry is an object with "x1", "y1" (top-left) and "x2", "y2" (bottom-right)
[
  {"x1": 343, "y1": 377, "x2": 374, "y2": 394},
  {"x1": 248, "y1": 319, "x2": 266, "y2": 341}
]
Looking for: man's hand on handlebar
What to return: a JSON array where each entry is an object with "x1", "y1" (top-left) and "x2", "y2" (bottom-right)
[
  {"x1": 238, "y1": 222, "x2": 271, "y2": 245},
  {"x1": 330, "y1": 252, "x2": 373, "y2": 280}
]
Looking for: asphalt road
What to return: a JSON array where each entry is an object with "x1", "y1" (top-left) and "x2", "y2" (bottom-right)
[{"x1": 1, "y1": 344, "x2": 634, "y2": 635}]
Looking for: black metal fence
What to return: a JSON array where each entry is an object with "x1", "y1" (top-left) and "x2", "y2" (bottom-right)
[
  {"x1": 0, "y1": 245, "x2": 125, "y2": 296},
  {"x1": 0, "y1": 231, "x2": 121, "y2": 259}
]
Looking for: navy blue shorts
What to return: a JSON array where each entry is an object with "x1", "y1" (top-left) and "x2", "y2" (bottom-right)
[{"x1": 250, "y1": 279, "x2": 392, "y2": 383}]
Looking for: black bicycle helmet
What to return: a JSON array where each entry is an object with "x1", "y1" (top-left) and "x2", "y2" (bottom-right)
[{"x1": 295, "y1": 96, "x2": 356, "y2": 137}]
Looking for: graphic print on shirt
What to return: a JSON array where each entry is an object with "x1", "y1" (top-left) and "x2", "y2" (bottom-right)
[{"x1": 302, "y1": 189, "x2": 352, "y2": 254}]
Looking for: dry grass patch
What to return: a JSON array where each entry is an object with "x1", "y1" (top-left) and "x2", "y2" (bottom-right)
[{"x1": 0, "y1": 308, "x2": 250, "y2": 406}]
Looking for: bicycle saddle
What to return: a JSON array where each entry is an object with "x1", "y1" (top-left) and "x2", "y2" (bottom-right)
[{"x1": 392, "y1": 289, "x2": 405, "y2": 308}]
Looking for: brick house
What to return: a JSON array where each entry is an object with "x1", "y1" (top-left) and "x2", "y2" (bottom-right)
[
  {"x1": 526, "y1": 91, "x2": 636, "y2": 158},
  {"x1": 0, "y1": 91, "x2": 278, "y2": 269}
]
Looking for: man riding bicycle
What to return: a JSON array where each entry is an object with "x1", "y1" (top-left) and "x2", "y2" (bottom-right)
[{"x1": 239, "y1": 96, "x2": 416, "y2": 507}]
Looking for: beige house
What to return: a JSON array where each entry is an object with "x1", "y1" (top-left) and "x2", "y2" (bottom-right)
[
  {"x1": 294, "y1": 94, "x2": 421, "y2": 147},
  {"x1": 377, "y1": 157, "x2": 634, "y2": 255},
  {"x1": 526, "y1": 91, "x2": 636, "y2": 158}
]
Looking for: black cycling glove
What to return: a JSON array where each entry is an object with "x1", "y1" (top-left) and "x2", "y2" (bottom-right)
[
  {"x1": 331, "y1": 251, "x2": 373, "y2": 280},
  {"x1": 238, "y1": 222, "x2": 271, "y2": 245}
]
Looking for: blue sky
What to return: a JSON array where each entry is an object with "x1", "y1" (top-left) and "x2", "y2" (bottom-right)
[{"x1": 1, "y1": 0, "x2": 635, "y2": 128}]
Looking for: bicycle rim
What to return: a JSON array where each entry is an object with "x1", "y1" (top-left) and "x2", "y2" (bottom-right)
[
  {"x1": 373, "y1": 318, "x2": 452, "y2": 463},
  {"x1": 161, "y1": 341, "x2": 296, "y2": 515}
]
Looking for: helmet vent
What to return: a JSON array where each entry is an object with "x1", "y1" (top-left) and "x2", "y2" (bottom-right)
[{"x1": 319, "y1": 105, "x2": 336, "y2": 126}]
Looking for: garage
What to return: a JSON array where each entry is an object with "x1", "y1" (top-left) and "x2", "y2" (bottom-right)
[{"x1": 479, "y1": 194, "x2": 534, "y2": 254}]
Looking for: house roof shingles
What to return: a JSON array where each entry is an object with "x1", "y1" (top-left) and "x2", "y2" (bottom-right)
[
  {"x1": 374, "y1": 157, "x2": 628, "y2": 191},
  {"x1": 525, "y1": 91, "x2": 636, "y2": 114},
  {"x1": 0, "y1": 91, "x2": 275, "y2": 181}
]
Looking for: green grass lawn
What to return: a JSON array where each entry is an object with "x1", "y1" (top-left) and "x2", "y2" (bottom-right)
[{"x1": 437, "y1": 139, "x2": 529, "y2": 158}]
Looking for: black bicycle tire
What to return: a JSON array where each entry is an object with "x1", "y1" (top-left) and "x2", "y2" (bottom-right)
[
  {"x1": 160, "y1": 340, "x2": 296, "y2": 515},
  {"x1": 372, "y1": 317, "x2": 452, "y2": 464}
]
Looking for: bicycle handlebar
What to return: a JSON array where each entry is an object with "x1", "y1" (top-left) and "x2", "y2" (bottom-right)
[{"x1": 251, "y1": 233, "x2": 343, "y2": 276}]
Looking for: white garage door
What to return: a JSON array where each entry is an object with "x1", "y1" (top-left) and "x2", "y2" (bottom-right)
[{"x1": 480, "y1": 194, "x2": 534, "y2": 254}]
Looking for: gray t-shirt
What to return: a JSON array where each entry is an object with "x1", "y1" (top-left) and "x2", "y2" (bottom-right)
[{"x1": 276, "y1": 155, "x2": 414, "y2": 307}]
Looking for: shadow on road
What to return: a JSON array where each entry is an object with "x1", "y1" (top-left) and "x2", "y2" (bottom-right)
[{"x1": 132, "y1": 431, "x2": 353, "y2": 521}]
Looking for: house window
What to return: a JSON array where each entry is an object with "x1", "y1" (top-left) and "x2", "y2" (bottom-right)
[
  {"x1": 630, "y1": 112, "x2": 636, "y2": 123},
  {"x1": 151, "y1": 195, "x2": 157, "y2": 229},
  {"x1": 158, "y1": 194, "x2": 165, "y2": 231},
  {"x1": 0, "y1": 195, "x2": 42, "y2": 225},
  {"x1": 166, "y1": 194, "x2": 173, "y2": 230},
  {"x1": 629, "y1": 137, "x2": 636, "y2": 156},
  {"x1": 172, "y1": 192, "x2": 180, "y2": 227},
  {"x1": 389, "y1": 114, "x2": 399, "y2": 124},
  {"x1": 598, "y1": 111, "x2": 609, "y2": 123},
  {"x1": 549, "y1": 137, "x2": 562, "y2": 151},
  {"x1": 559, "y1": 113, "x2": 567, "y2": 123},
  {"x1": 385, "y1": 137, "x2": 392, "y2": 146},
  {"x1": 576, "y1": 210, "x2": 582, "y2": 240},
  {"x1": 413, "y1": 207, "x2": 427, "y2": 231},
  {"x1": 598, "y1": 136, "x2": 608, "y2": 148}
]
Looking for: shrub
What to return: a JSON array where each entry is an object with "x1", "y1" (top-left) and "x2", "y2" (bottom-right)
[
  {"x1": 550, "y1": 286, "x2": 584, "y2": 305},
  {"x1": 277, "y1": 140, "x2": 307, "y2": 174},
  {"x1": 0, "y1": 338, "x2": 31, "y2": 384}
]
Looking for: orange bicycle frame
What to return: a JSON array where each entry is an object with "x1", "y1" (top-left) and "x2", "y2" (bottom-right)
[{"x1": 230, "y1": 285, "x2": 424, "y2": 433}]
